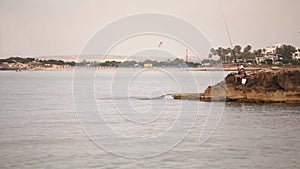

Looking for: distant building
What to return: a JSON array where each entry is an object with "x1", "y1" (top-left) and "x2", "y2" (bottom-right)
[
  {"x1": 255, "y1": 56, "x2": 265, "y2": 64},
  {"x1": 143, "y1": 60, "x2": 153, "y2": 68},
  {"x1": 255, "y1": 43, "x2": 282, "y2": 64},
  {"x1": 144, "y1": 63, "x2": 153, "y2": 68},
  {"x1": 256, "y1": 54, "x2": 278, "y2": 64},
  {"x1": 292, "y1": 47, "x2": 300, "y2": 60},
  {"x1": 255, "y1": 43, "x2": 300, "y2": 64},
  {"x1": 263, "y1": 42, "x2": 282, "y2": 55}
]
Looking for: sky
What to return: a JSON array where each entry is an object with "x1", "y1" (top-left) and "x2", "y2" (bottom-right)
[{"x1": 0, "y1": 0, "x2": 299, "y2": 58}]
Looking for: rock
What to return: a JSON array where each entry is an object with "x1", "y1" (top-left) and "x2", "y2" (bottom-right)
[
  {"x1": 172, "y1": 68, "x2": 300, "y2": 104},
  {"x1": 277, "y1": 70, "x2": 300, "y2": 91},
  {"x1": 172, "y1": 93, "x2": 202, "y2": 100}
]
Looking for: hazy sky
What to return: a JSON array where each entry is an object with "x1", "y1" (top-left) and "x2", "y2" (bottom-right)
[{"x1": 0, "y1": 0, "x2": 299, "y2": 58}]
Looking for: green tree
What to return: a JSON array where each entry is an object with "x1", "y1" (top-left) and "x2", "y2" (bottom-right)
[
  {"x1": 253, "y1": 49, "x2": 262, "y2": 57},
  {"x1": 210, "y1": 48, "x2": 217, "y2": 57},
  {"x1": 257, "y1": 49, "x2": 262, "y2": 56},
  {"x1": 226, "y1": 47, "x2": 233, "y2": 62},
  {"x1": 275, "y1": 45, "x2": 296, "y2": 60},
  {"x1": 216, "y1": 47, "x2": 229, "y2": 63},
  {"x1": 232, "y1": 45, "x2": 242, "y2": 62},
  {"x1": 241, "y1": 45, "x2": 254, "y2": 60},
  {"x1": 208, "y1": 48, "x2": 220, "y2": 62},
  {"x1": 243, "y1": 45, "x2": 252, "y2": 53},
  {"x1": 119, "y1": 60, "x2": 138, "y2": 67},
  {"x1": 233, "y1": 45, "x2": 242, "y2": 55}
]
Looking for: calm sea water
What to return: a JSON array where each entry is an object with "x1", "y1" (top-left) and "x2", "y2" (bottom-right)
[{"x1": 0, "y1": 70, "x2": 299, "y2": 169}]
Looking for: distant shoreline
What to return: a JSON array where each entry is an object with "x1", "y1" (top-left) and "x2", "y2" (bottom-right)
[{"x1": 1, "y1": 66, "x2": 299, "y2": 72}]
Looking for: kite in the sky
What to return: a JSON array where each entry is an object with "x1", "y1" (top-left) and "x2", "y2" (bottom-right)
[{"x1": 158, "y1": 41, "x2": 163, "y2": 47}]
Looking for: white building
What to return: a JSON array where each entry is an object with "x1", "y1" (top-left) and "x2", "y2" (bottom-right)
[
  {"x1": 256, "y1": 43, "x2": 300, "y2": 64},
  {"x1": 263, "y1": 42, "x2": 282, "y2": 55},
  {"x1": 143, "y1": 62, "x2": 153, "y2": 68},
  {"x1": 255, "y1": 43, "x2": 282, "y2": 64},
  {"x1": 292, "y1": 47, "x2": 300, "y2": 60}
]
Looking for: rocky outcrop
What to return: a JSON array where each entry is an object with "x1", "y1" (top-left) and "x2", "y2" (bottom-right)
[{"x1": 172, "y1": 69, "x2": 300, "y2": 104}]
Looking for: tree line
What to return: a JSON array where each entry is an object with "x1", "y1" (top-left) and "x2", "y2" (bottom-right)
[
  {"x1": 0, "y1": 57, "x2": 76, "y2": 66},
  {"x1": 208, "y1": 44, "x2": 299, "y2": 65},
  {"x1": 77, "y1": 58, "x2": 201, "y2": 68},
  {"x1": 0, "y1": 57, "x2": 200, "y2": 68}
]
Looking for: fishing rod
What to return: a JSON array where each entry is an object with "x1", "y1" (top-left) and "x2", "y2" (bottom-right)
[{"x1": 219, "y1": 0, "x2": 239, "y2": 70}]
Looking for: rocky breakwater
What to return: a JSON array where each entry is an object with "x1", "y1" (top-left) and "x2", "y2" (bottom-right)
[{"x1": 172, "y1": 69, "x2": 300, "y2": 103}]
